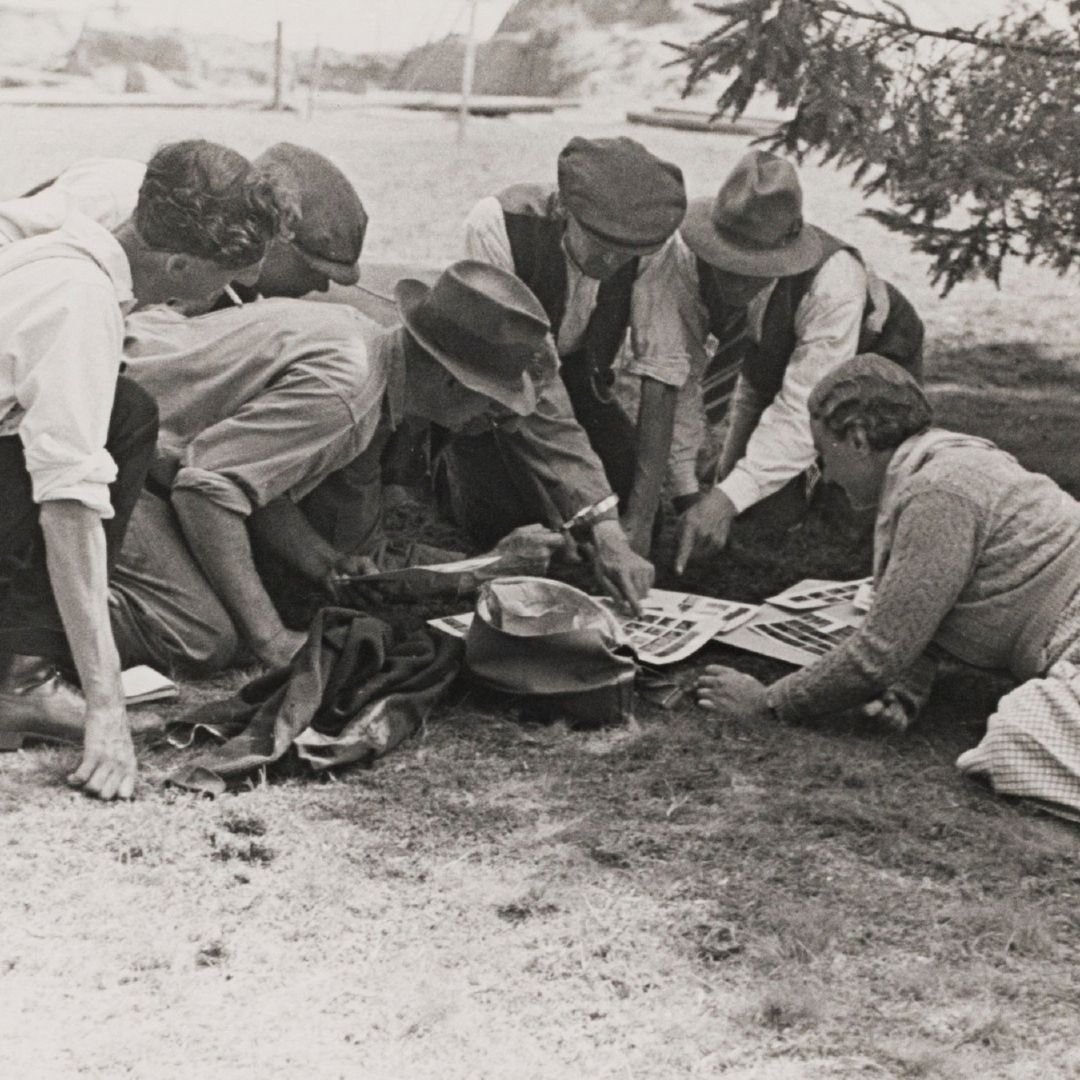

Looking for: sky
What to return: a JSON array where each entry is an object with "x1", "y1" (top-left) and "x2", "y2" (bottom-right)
[
  {"x1": 8, "y1": 0, "x2": 520, "y2": 54},
  {"x1": 6, "y1": 0, "x2": 1048, "y2": 56}
]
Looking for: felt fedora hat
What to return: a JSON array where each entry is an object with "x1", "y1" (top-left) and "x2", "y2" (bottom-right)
[
  {"x1": 681, "y1": 150, "x2": 823, "y2": 278},
  {"x1": 254, "y1": 143, "x2": 367, "y2": 286},
  {"x1": 395, "y1": 260, "x2": 555, "y2": 416}
]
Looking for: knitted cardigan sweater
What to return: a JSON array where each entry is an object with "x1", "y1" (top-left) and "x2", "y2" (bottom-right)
[{"x1": 768, "y1": 432, "x2": 1080, "y2": 721}]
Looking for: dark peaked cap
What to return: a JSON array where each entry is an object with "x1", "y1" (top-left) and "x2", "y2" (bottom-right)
[
  {"x1": 255, "y1": 142, "x2": 367, "y2": 285},
  {"x1": 557, "y1": 136, "x2": 687, "y2": 251}
]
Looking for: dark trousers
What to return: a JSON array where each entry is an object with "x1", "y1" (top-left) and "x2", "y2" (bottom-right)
[
  {"x1": 0, "y1": 377, "x2": 158, "y2": 662},
  {"x1": 433, "y1": 354, "x2": 636, "y2": 548}
]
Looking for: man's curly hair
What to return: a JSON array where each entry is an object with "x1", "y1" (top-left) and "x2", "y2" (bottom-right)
[
  {"x1": 808, "y1": 354, "x2": 932, "y2": 451},
  {"x1": 135, "y1": 140, "x2": 284, "y2": 270}
]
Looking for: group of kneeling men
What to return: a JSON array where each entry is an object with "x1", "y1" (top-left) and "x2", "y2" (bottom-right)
[{"x1": 1, "y1": 133, "x2": 1077, "y2": 818}]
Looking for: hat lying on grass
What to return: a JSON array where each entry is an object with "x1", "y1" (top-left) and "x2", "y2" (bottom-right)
[
  {"x1": 465, "y1": 577, "x2": 636, "y2": 728},
  {"x1": 395, "y1": 259, "x2": 556, "y2": 416},
  {"x1": 681, "y1": 149, "x2": 823, "y2": 278}
]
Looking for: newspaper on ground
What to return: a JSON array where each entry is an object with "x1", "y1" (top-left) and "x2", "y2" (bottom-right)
[
  {"x1": 714, "y1": 597, "x2": 866, "y2": 668},
  {"x1": 428, "y1": 586, "x2": 757, "y2": 666},
  {"x1": 766, "y1": 577, "x2": 873, "y2": 611}
]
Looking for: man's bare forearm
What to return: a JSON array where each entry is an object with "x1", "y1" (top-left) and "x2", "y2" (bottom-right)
[
  {"x1": 40, "y1": 501, "x2": 136, "y2": 800},
  {"x1": 39, "y1": 502, "x2": 123, "y2": 709},
  {"x1": 248, "y1": 497, "x2": 340, "y2": 583},
  {"x1": 171, "y1": 489, "x2": 289, "y2": 657}
]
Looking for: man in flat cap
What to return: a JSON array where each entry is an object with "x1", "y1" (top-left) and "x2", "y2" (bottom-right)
[
  {"x1": 445, "y1": 134, "x2": 699, "y2": 564},
  {"x1": 672, "y1": 150, "x2": 924, "y2": 574}
]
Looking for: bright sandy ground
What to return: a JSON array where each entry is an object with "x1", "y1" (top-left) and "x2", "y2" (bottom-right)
[{"x1": 1, "y1": 102, "x2": 1079, "y2": 1079}]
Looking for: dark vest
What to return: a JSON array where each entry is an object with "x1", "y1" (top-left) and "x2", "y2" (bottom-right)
[
  {"x1": 498, "y1": 184, "x2": 637, "y2": 399},
  {"x1": 697, "y1": 228, "x2": 924, "y2": 404}
]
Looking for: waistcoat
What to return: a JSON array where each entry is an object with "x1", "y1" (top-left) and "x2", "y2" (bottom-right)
[
  {"x1": 498, "y1": 184, "x2": 637, "y2": 397},
  {"x1": 697, "y1": 228, "x2": 924, "y2": 403}
]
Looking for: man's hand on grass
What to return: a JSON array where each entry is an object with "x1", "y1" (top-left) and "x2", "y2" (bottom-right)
[
  {"x1": 696, "y1": 665, "x2": 771, "y2": 723},
  {"x1": 860, "y1": 688, "x2": 920, "y2": 732},
  {"x1": 323, "y1": 553, "x2": 381, "y2": 602},
  {"x1": 67, "y1": 703, "x2": 137, "y2": 801}
]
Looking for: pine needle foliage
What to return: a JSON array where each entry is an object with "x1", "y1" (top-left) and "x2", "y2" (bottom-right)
[{"x1": 672, "y1": 1, "x2": 1080, "y2": 293}]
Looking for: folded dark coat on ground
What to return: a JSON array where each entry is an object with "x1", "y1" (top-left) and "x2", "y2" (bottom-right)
[{"x1": 168, "y1": 607, "x2": 462, "y2": 794}]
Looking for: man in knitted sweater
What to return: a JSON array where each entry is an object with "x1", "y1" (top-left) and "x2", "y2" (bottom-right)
[{"x1": 697, "y1": 355, "x2": 1080, "y2": 819}]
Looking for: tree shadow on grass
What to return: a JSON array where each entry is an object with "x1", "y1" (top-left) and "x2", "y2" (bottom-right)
[{"x1": 928, "y1": 339, "x2": 1080, "y2": 394}]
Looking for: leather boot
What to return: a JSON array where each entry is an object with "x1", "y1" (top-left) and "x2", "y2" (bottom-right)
[{"x1": 0, "y1": 654, "x2": 86, "y2": 749}]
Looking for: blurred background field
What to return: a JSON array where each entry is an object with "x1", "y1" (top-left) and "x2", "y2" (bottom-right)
[{"x1": 5, "y1": 99, "x2": 1080, "y2": 372}]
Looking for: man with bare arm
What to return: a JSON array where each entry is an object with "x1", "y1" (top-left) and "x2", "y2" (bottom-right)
[{"x1": 0, "y1": 140, "x2": 282, "y2": 799}]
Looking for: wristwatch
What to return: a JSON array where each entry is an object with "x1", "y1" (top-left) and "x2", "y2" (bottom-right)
[{"x1": 562, "y1": 494, "x2": 620, "y2": 543}]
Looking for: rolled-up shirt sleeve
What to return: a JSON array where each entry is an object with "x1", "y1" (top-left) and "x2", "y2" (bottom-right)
[
  {"x1": 14, "y1": 274, "x2": 121, "y2": 516},
  {"x1": 718, "y1": 251, "x2": 867, "y2": 513},
  {"x1": 172, "y1": 368, "x2": 376, "y2": 516},
  {"x1": 626, "y1": 234, "x2": 708, "y2": 389}
]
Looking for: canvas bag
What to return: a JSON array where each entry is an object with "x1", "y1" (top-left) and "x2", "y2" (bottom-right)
[{"x1": 464, "y1": 576, "x2": 637, "y2": 727}]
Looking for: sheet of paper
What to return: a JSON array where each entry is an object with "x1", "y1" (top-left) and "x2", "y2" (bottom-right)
[
  {"x1": 335, "y1": 555, "x2": 503, "y2": 602},
  {"x1": 766, "y1": 577, "x2": 872, "y2": 611},
  {"x1": 351, "y1": 554, "x2": 500, "y2": 584},
  {"x1": 714, "y1": 601, "x2": 865, "y2": 668},
  {"x1": 609, "y1": 591, "x2": 758, "y2": 665},
  {"x1": 427, "y1": 612, "x2": 475, "y2": 639},
  {"x1": 121, "y1": 664, "x2": 178, "y2": 704}
]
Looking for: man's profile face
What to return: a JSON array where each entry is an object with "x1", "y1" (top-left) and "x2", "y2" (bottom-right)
[
  {"x1": 143, "y1": 251, "x2": 261, "y2": 306},
  {"x1": 252, "y1": 237, "x2": 333, "y2": 298},
  {"x1": 407, "y1": 351, "x2": 495, "y2": 431},
  {"x1": 564, "y1": 217, "x2": 639, "y2": 281}
]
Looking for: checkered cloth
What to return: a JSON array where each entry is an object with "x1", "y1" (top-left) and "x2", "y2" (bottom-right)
[{"x1": 957, "y1": 588, "x2": 1080, "y2": 821}]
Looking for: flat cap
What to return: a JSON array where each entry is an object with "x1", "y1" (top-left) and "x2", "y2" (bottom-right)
[
  {"x1": 255, "y1": 143, "x2": 367, "y2": 285},
  {"x1": 557, "y1": 136, "x2": 686, "y2": 252}
]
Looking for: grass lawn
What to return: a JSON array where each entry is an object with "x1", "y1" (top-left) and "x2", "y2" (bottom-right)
[{"x1": 1, "y1": 104, "x2": 1079, "y2": 1079}]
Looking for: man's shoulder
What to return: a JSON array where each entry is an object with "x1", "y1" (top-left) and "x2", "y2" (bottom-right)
[
  {"x1": 793, "y1": 244, "x2": 868, "y2": 316},
  {"x1": 495, "y1": 183, "x2": 559, "y2": 219},
  {"x1": 53, "y1": 158, "x2": 145, "y2": 229},
  {"x1": 0, "y1": 214, "x2": 126, "y2": 293},
  {"x1": 251, "y1": 297, "x2": 383, "y2": 395}
]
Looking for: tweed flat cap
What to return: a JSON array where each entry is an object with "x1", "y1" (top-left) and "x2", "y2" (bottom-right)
[{"x1": 557, "y1": 136, "x2": 686, "y2": 252}]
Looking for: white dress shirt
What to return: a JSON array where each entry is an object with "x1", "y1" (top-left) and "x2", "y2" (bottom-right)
[
  {"x1": 0, "y1": 158, "x2": 145, "y2": 245},
  {"x1": 0, "y1": 211, "x2": 134, "y2": 516},
  {"x1": 667, "y1": 232, "x2": 882, "y2": 509}
]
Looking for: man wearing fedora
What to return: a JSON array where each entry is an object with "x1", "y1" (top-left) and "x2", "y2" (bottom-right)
[
  {"x1": 3, "y1": 141, "x2": 368, "y2": 306},
  {"x1": 100, "y1": 261, "x2": 566, "y2": 676},
  {"x1": 448, "y1": 135, "x2": 700, "y2": 559},
  {"x1": 672, "y1": 150, "x2": 924, "y2": 574}
]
